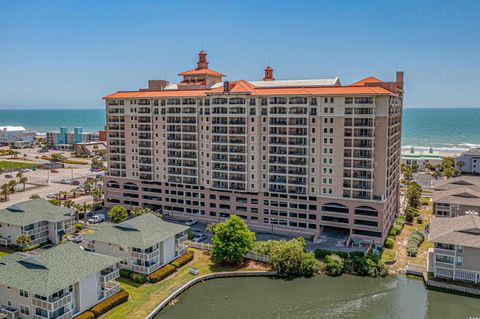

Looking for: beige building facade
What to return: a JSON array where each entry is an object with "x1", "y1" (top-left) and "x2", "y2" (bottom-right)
[{"x1": 103, "y1": 51, "x2": 404, "y2": 245}]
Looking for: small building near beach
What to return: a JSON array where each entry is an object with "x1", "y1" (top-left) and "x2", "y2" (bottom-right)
[
  {"x1": 456, "y1": 148, "x2": 480, "y2": 174},
  {"x1": 401, "y1": 147, "x2": 443, "y2": 170}
]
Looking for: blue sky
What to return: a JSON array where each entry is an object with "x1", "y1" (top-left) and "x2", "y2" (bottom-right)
[{"x1": 1, "y1": 0, "x2": 479, "y2": 109}]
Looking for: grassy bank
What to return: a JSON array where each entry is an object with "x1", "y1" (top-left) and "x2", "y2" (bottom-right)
[
  {"x1": 102, "y1": 249, "x2": 267, "y2": 319},
  {"x1": 0, "y1": 161, "x2": 38, "y2": 170}
]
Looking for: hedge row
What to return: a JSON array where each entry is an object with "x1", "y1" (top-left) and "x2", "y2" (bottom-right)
[
  {"x1": 90, "y1": 291, "x2": 129, "y2": 318},
  {"x1": 119, "y1": 269, "x2": 149, "y2": 283},
  {"x1": 74, "y1": 311, "x2": 95, "y2": 319},
  {"x1": 148, "y1": 264, "x2": 176, "y2": 283},
  {"x1": 171, "y1": 251, "x2": 194, "y2": 268},
  {"x1": 64, "y1": 159, "x2": 89, "y2": 165},
  {"x1": 314, "y1": 249, "x2": 364, "y2": 260}
]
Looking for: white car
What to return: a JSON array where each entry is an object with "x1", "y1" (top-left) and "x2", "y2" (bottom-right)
[
  {"x1": 61, "y1": 179, "x2": 72, "y2": 185},
  {"x1": 88, "y1": 214, "x2": 105, "y2": 224},
  {"x1": 184, "y1": 218, "x2": 197, "y2": 226},
  {"x1": 47, "y1": 193, "x2": 56, "y2": 199}
]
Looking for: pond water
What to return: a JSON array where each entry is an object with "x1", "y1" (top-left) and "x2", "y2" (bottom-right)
[{"x1": 156, "y1": 275, "x2": 480, "y2": 319}]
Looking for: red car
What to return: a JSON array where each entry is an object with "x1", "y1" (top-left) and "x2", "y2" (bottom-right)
[{"x1": 50, "y1": 169, "x2": 59, "y2": 173}]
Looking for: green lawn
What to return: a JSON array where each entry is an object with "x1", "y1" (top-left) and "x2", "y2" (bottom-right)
[
  {"x1": 102, "y1": 249, "x2": 267, "y2": 319},
  {"x1": 0, "y1": 161, "x2": 38, "y2": 170}
]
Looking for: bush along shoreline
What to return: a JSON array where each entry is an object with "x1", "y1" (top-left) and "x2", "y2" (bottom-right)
[{"x1": 317, "y1": 249, "x2": 388, "y2": 278}]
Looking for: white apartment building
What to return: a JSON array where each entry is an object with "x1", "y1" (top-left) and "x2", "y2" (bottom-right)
[
  {"x1": 82, "y1": 213, "x2": 188, "y2": 275},
  {"x1": 0, "y1": 200, "x2": 75, "y2": 248},
  {"x1": 103, "y1": 51, "x2": 404, "y2": 245},
  {"x1": 0, "y1": 242, "x2": 120, "y2": 319}
]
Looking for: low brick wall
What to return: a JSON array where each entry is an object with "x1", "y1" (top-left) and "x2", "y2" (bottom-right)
[{"x1": 145, "y1": 271, "x2": 277, "y2": 319}]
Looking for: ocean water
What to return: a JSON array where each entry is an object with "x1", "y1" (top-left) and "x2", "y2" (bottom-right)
[
  {"x1": 0, "y1": 108, "x2": 479, "y2": 151},
  {"x1": 0, "y1": 109, "x2": 105, "y2": 133},
  {"x1": 402, "y1": 108, "x2": 480, "y2": 152}
]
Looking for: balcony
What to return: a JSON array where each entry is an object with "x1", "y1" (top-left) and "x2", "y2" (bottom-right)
[
  {"x1": 131, "y1": 248, "x2": 160, "y2": 260},
  {"x1": 131, "y1": 262, "x2": 162, "y2": 275},
  {"x1": 102, "y1": 281, "x2": 121, "y2": 299},
  {"x1": 1, "y1": 306, "x2": 20, "y2": 319},
  {"x1": 101, "y1": 268, "x2": 120, "y2": 284},
  {"x1": 33, "y1": 310, "x2": 73, "y2": 319},
  {"x1": 32, "y1": 293, "x2": 72, "y2": 312}
]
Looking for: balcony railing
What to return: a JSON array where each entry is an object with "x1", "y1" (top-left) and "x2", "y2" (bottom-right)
[
  {"x1": 33, "y1": 310, "x2": 73, "y2": 319},
  {"x1": 131, "y1": 262, "x2": 162, "y2": 275},
  {"x1": 131, "y1": 249, "x2": 160, "y2": 260},
  {"x1": 1, "y1": 306, "x2": 20, "y2": 319},
  {"x1": 101, "y1": 268, "x2": 120, "y2": 284},
  {"x1": 32, "y1": 293, "x2": 72, "y2": 312}
]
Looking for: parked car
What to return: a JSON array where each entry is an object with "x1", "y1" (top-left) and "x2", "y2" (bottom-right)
[
  {"x1": 88, "y1": 214, "x2": 105, "y2": 224},
  {"x1": 50, "y1": 169, "x2": 59, "y2": 173},
  {"x1": 61, "y1": 179, "x2": 72, "y2": 185},
  {"x1": 71, "y1": 180, "x2": 80, "y2": 185},
  {"x1": 4, "y1": 174, "x2": 13, "y2": 179},
  {"x1": 95, "y1": 173, "x2": 105, "y2": 178},
  {"x1": 67, "y1": 234, "x2": 83, "y2": 243},
  {"x1": 92, "y1": 205, "x2": 103, "y2": 211},
  {"x1": 46, "y1": 193, "x2": 56, "y2": 198},
  {"x1": 184, "y1": 218, "x2": 198, "y2": 226},
  {"x1": 192, "y1": 234, "x2": 207, "y2": 242}
]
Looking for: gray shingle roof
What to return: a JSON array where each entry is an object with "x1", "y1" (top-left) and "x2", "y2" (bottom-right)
[
  {"x1": 430, "y1": 215, "x2": 480, "y2": 248},
  {"x1": 433, "y1": 176, "x2": 480, "y2": 206},
  {"x1": 0, "y1": 199, "x2": 74, "y2": 226},
  {"x1": 84, "y1": 213, "x2": 189, "y2": 249},
  {"x1": 0, "y1": 242, "x2": 120, "y2": 296}
]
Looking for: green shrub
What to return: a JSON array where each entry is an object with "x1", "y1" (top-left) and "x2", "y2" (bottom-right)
[
  {"x1": 406, "y1": 231, "x2": 425, "y2": 257},
  {"x1": 90, "y1": 291, "x2": 129, "y2": 317},
  {"x1": 324, "y1": 254, "x2": 344, "y2": 276},
  {"x1": 128, "y1": 272, "x2": 148, "y2": 284},
  {"x1": 389, "y1": 228, "x2": 398, "y2": 237},
  {"x1": 417, "y1": 216, "x2": 424, "y2": 224},
  {"x1": 148, "y1": 264, "x2": 176, "y2": 283},
  {"x1": 74, "y1": 311, "x2": 95, "y2": 319},
  {"x1": 119, "y1": 269, "x2": 132, "y2": 278},
  {"x1": 421, "y1": 197, "x2": 430, "y2": 205},
  {"x1": 170, "y1": 251, "x2": 194, "y2": 268},
  {"x1": 405, "y1": 213, "x2": 414, "y2": 223},
  {"x1": 352, "y1": 255, "x2": 388, "y2": 277},
  {"x1": 75, "y1": 223, "x2": 83, "y2": 232},
  {"x1": 314, "y1": 249, "x2": 363, "y2": 260},
  {"x1": 384, "y1": 238, "x2": 394, "y2": 249}
]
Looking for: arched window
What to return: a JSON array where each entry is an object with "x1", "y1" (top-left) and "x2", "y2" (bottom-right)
[
  {"x1": 321, "y1": 203, "x2": 349, "y2": 214},
  {"x1": 124, "y1": 182, "x2": 139, "y2": 191},
  {"x1": 106, "y1": 181, "x2": 120, "y2": 189},
  {"x1": 354, "y1": 206, "x2": 378, "y2": 217}
]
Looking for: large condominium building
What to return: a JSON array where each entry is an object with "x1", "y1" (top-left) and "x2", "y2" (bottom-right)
[
  {"x1": 81, "y1": 213, "x2": 189, "y2": 275},
  {"x1": 0, "y1": 200, "x2": 76, "y2": 248},
  {"x1": 0, "y1": 242, "x2": 120, "y2": 319},
  {"x1": 103, "y1": 51, "x2": 404, "y2": 245}
]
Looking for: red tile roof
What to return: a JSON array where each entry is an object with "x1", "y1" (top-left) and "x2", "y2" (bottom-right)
[
  {"x1": 350, "y1": 76, "x2": 382, "y2": 86},
  {"x1": 178, "y1": 68, "x2": 225, "y2": 76}
]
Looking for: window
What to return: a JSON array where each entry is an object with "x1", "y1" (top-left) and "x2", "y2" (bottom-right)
[
  {"x1": 20, "y1": 290, "x2": 28, "y2": 298},
  {"x1": 456, "y1": 245, "x2": 464, "y2": 254},
  {"x1": 456, "y1": 256, "x2": 463, "y2": 266},
  {"x1": 20, "y1": 305, "x2": 30, "y2": 315},
  {"x1": 435, "y1": 254, "x2": 454, "y2": 264}
]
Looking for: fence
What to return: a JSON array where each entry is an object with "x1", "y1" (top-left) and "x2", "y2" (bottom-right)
[
  {"x1": 186, "y1": 241, "x2": 269, "y2": 262},
  {"x1": 144, "y1": 271, "x2": 277, "y2": 319}
]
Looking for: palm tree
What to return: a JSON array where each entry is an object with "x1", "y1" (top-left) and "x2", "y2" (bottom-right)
[
  {"x1": 57, "y1": 191, "x2": 67, "y2": 202},
  {"x1": 63, "y1": 199, "x2": 75, "y2": 209},
  {"x1": 78, "y1": 202, "x2": 93, "y2": 227},
  {"x1": 91, "y1": 187, "x2": 103, "y2": 205},
  {"x1": 457, "y1": 161, "x2": 465, "y2": 173},
  {"x1": 1, "y1": 184, "x2": 10, "y2": 201},
  {"x1": 16, "y1": 234, "x2": 32, "y2": 248},
  {"x1": 84, "y1": 179, "x2": 94, "y2": 195},
  {"x1": 8, "y1": 180, "x2": 17, "y2": 194},
  {"x1": 19, "y1": 176, "x2": 28, "y2": 191},
  {"x1": 72, "y1": 203, "x2": 81, "y2": 222}
]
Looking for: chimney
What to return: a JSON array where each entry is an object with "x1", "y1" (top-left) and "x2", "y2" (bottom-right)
[
  {"x1": 148, "y1": 80, "x2": 169, "y2": 90},
  {"x1": 263, "y1": 66, "x2": 274, "y2": 81},
  {"x1": 396, "y1": 71, "x2": 404, "y2": 90},
  {"x1": 223, "y1": 81, "x2": 230, "y2": 93},
  {"x1": 197, "y1": 50, "x2": 208, "y2": 69}
]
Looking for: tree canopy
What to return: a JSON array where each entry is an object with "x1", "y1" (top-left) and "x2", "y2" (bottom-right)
[
  {"x1": 108, "y1": 205, "x2": 129, "y2": 223},
  {"x1": 211, "y1": 215, "x2": 255, "y2": 265}
]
